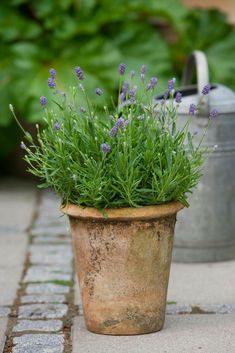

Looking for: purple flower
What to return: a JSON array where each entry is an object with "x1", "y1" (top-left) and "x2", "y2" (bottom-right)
[
  {"x1": 129, "y1": 88, "x2": 136, "y2": 102},
  {"x1": 110, "y1": 126, "x2": 118, "y2": 137},
  {"x1": 119, "y1": 63, "x2": 126, "y2": 75},
  {"x1": 209, "y1": 108, "x2": 219, "y2": 118},
  {"x1": 175, "y1": 92, "x2": 182, "y2": 104},
  {"x1": 168, "y1": 78, "x2": 176, "y2": 91},
  {"x1": 130, "y1": 70, "x2": 135, "y2": 78},
  {"x1": 189, "y1": 103, "x2": 197, "y2": 115},
  {"x1": 80, "y1": 106, "x2": 86, "y2": 113},
  {"x1": 40, "y1": 96, "x2": 47, "y2": 107},
  {"x1": 116, "y1": 117, "x2": 125, "y2": 128},
  {"x1": 146, "y1": 77, "x2": 158, "y2": 91},
  {"x1": 53, "y1": 121, "x2": 60, "y2": 130},
  {"x1": 95, "y1": 88, "x2": 103, "y2": 96},
  {"x1": 121, "y1": 81, "x2": 129, "y2": 95},
  {"x1": 75, "y1": 66, "x2": 84, "y2": 80},
  {"x1": 20, "y1": 142, "x2": 26, "y2": 150},
  {"x1": 141, "y1": 65, "x2": 146, "y2": 74},
  {"x1": 202, "y1": 84, "x2": 210, "y2": 95},
  {"x1": 119, "y1": 92, "x2": 125, "y2": 103},
  {"x1": 137, "y1": 115, "x2": 144, "y2": 120},
  {"x1": 49, "y1": 68, "x2": 56, "y2": 79},
  {"x1": 164, "y1": 90, "x2": 170, "y2": 99},
  {"x1": 48, "y1": 78, "x2": 56, "y2": 89},
  {"x1": 141, "y1": 73, "x2": 145, "y2": 82},
  {"x1": 124, "y1": 119, "x2": 130, "y2": 126},
  {"x1": 101, "y1": 143, "x2": 111, "y2": 153}
]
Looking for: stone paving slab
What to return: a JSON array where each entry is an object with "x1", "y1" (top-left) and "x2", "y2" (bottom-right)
[
  {"x1": 30, "y1": 253, "x2": 72, "y2": 266},
  {"x1": 23, "y1": 269, "x2": 72, "y2": 283},
  {"x1": 21, "y1": 294, "x2": 66, "y2": 304},
  {"x1": 0, "y1": 318, "x2": 7, "y2": 353},
  {"x1": 33, "y1": 236, "x2": 71, "y2": 244},
  {"x1": 72, "y1": 315, "x2": 235, "y2": 353},
  {"x1": 13, "y1": 319, "x2": 63, "y2": 332},
  {"x1": 13, "y1": 334, "x2": 64, "y2": 353},
  {"x1": 0, "y1": 307, "x2": 10, "y2": 317},
  {"x1": 18, "y1": 304, "x2": 68, "y2": 319},
  {"x1": 26, "y1": 283, "x2": 70, "y2": 294},
  {"x1": 0, "y1": 179, "x2": 37, "y2": 307},
  {"x1": 168, "y1": 260, "x2": 235, "y2": 304}
]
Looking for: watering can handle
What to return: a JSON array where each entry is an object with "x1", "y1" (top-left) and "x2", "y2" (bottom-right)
[{"x1": 182, "y1": 50, "x2": 210, "y2": 117}]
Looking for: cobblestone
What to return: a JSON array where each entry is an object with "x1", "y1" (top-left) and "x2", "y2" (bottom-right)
[
  {"x1": 21, "y1": 294, "x2": 66, "y2": 304},
  {"x1": 12, "y1": 346, "x2": 64, "y2": 353},
  {"x1": 199, "y1": 304, "x2": 235, "y2": 314},
  {"x1": 0, "y1": 306, "x2": 10, "y2": 317},
  {"x1": 29, "y1": 244, "x2": 72, "y2": 254},
  {"x1": 23, "y1": 270, "x2": 71, "y2": 283},
  {"x1": 18, "y1": 304, "x2": 68, "y2": 319},
  {"x1": 30, "y1": 253, "x2": 72, "y2": 266},
  {"x1": 33, "y1": 236, "x2": 71, "y2": 244},
  {"x1": 166, "y1": 304, "x2": 192, "y2": 314},
  {"x1": 14, "y1": 319, "x2": 63, "y2": 332},
  {"x1": 13, "y1": 334, "x2": 64, "y2": 352},
  {"x1": 25, "y1": 265, "x2": 73, "y2": 274},
  {"x1": 26, "y1": 283, "x2": 70, "y2": 294}
]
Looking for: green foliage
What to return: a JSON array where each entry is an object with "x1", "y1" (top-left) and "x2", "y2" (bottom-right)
[
  {"x1": 17, "y1": 69, "x2": 205, "y2": 209},
  {"x1": 1, "y1": 0, "x2": 235, "y2": 159}
]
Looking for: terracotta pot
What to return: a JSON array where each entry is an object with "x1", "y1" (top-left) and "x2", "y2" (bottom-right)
[{"x1": 62, "y1": 201, "x2": 183, "y2": 335}]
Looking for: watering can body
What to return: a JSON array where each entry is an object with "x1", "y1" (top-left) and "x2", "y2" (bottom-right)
[{"x1": 157, "y1": 51, "x2": 235, "y2": 262}]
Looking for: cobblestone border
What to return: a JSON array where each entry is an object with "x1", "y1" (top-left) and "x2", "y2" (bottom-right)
[{"x1": 3, "y1": 191, "x2": 76, "y2": 353}]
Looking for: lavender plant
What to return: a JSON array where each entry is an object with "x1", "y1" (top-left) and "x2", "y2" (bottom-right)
[{"x1": 11, "y1": 65, "x2": 217, "y2": 209}]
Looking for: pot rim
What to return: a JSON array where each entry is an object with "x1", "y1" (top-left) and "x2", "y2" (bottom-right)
[{"x1": 61, "y1": 201, "x2": 184, "y2": 221}]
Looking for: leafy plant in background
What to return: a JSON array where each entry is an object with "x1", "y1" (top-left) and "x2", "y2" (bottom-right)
[{"x1": 1, "y1": 0, "x2": 235, "y2": 161}]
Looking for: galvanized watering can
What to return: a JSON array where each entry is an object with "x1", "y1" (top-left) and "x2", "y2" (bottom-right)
[{"x1": 158, "y1": 50, "x2": 235, "y2": 262}]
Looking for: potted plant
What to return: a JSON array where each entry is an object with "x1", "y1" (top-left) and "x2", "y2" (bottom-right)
[{"x1": 11, "y1": 64, "x2": 215, "y2": 335}]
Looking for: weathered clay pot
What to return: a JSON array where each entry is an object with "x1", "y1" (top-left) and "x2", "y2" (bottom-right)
[{"x1": 62, "y1": 201, "x2": 183, "y2": 335}]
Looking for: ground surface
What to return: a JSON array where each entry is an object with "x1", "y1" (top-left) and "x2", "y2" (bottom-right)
[{"x1": 0, "y1": 179, "x2": 235, "y2": 353}]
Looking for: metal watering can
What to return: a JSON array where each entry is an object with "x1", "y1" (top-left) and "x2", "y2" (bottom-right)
[{"x1": 159, "y1": 50, "x2": 235, "y2": 262}]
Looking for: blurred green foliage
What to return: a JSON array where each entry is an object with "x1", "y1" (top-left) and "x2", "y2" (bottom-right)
[{"x1": 1, "y1": 0, "x2": 235, "y2": 158}]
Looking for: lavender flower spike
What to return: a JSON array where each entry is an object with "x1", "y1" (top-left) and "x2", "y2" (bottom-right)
[
  {"x1": 95, "y1": 88, "x2": 103, "y2": 96},
  {"x1": 129, "y1": 87, "x2": 137, "y2": 102},
  {"x1": 175, "y1": 92, "x2": 182, "y2": 104},
  {"x1": 40, "y1": 96, "x2": 47, "y2": 107},
  {"x1": 48, "y1": 78, "x2": 56, "y2": 89},
  {"x1": 141, "y1": 65, "x2": 146, "y2": 74},
  {"x1": 80, "y1": 106, "x2": 86, "y2": 113},
  {"x1": 110, "y1": 126, "x2": 118, "y2": 137},
  {"x1": 49, "y1": 68, "x2": 56, "y2": 79},
  {"x1": 53, "y1": 121, "x2": 60, "y2": 130},
  {"x1": 168, "y1": 78, "x2": 176, "y2": 91},
  {"x1": 209, "y1": 108, "x2": 219, "y2": 119},
  {"x1": 75, "y1": 66, "x2": 84, "y2": 80},
  {"x1": 202, "y1": 84, "x2": 210, "y2": 95},
  {"x1": 146, "y1": 77, "x2": 158, "y2": 91},
  {"x1": 164, "y1": 90, "x2": 170, "y2": 99},
  {"x1": 130, "y1": 70, "x2": 135, "y2": 78},
  {"x1": 119, "y1": 63, "x2": 126, "y2": 75},
  {"x1": 189, "y1": 103, "x2": 197, "y2": 115},
  {"x1": 121, "y1": 81, "x2": 130, "y2": 95},
  {"x1": 101, "y1": 143, "x2": 111, "y2": 153},
  {"x1": 116, "y1": 117, "x2": 125, "y2": 129}
]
